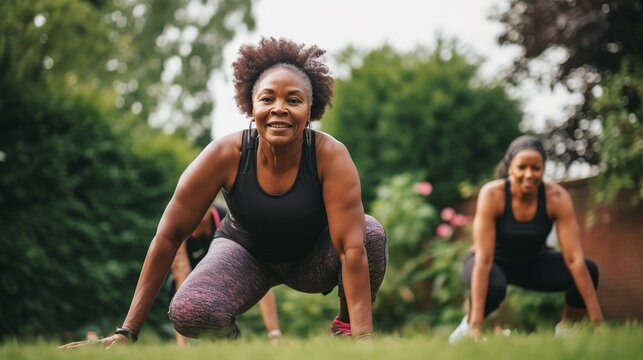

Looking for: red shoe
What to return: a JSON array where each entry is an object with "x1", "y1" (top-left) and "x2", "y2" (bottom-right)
[{"x1": 330, "y1": 316, "x2": 351, "y2": 336}]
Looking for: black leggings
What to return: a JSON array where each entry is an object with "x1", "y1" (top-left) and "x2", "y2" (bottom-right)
[{"x1": 463, "y1": 249, "x2": 599, "y2": 317}]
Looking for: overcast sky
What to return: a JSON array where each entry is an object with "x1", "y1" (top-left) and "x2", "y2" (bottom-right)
[{"x1": 210, "y1": 0, "x2": 581, "y2": 139}]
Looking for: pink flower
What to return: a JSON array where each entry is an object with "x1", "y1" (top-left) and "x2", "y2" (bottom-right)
[
  {"x1": 436, "y1": 223, "x2": 453, "y2": 238},
  {"x1": 413, "y1": 181, "x2": 433, "y2": 196},
  {"x1": 450, "y1": 214, "x2": 471, "y2": 227},
  {"x1": 441, "y1": 207, "x2": 456, "y2": 221}
]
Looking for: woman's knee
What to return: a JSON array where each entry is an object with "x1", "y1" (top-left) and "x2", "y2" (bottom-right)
[
  {"x1": 364, "y1": 216, "x2": 388, "y2": 266},
  {"x1": 585, "y1": 259, "x2": 599, "y2": 287},
  {"x1": 363, "y1": 215, "x2": 388, "y2": 297},
  {"x1": 365, "y1": 215, "x2": 387, "y2": 255},
  {"x1": 168, "y1": 292, "x2": 235, "y2": 338},
  {"x1": 365, "y1": 215, "x2": 386, "y2": 244}
]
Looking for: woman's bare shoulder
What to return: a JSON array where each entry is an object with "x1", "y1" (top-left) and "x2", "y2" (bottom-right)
[
  {"x1": 314, "y1": 130, "x2": 345, "y2": 152},
  {"x1": 475, "y1": 179, "x2": 505, "y2": 216},
  {"x1": 314, "y1": 130, "x2": 351, "y2": 163},
  {"x1": 544, "y1": 181, "x2": 572, "y2": 209},
  {"x1": 195, "y1": 131, "x2": 242, "y2": 176},
  {"x1": 479, "y1": 179, "x2": 505, "y2": 199},
  {"x1": 194, "y1": 131, "x2": 244, "y2": 188},
  {"x1": 203, "y1": 131, "x2": 244, "y2": 159},
  {"x1": 313, "y1": 130, "x2": 357, "y2": 183}
]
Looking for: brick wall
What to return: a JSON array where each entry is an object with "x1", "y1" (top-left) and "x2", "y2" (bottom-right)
[
  {"x1": 455, "y1": 178, "x2": 643, "y2": 321},
  {"x1": 563, "y1": 178, "x2": 643, "y2": 321}
]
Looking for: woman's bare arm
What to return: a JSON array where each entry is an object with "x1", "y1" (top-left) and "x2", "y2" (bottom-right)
[
  {"x1": 60, "y1": 134, "x2": 242, "y2": 349},
  {"x1": 550, "y1": 185, "x2": 604, "y2": 322},
  {"x1": 318, "y1": 135, "x2": 371, "y2": 338},
  {"x1": 469, "y1": 183, "x2": 500, "y2": 334}
]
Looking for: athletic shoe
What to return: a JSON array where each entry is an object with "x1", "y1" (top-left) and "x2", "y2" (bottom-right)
[
  {"x1": 448, "y1": 315, "x2": 469, "y2": 344},
  {"x1": 554, "y1": 321, "x2": 574, "y2": 337},
  {"x1": 330, "y1": 316, "x2": 352, "y2": 336}
]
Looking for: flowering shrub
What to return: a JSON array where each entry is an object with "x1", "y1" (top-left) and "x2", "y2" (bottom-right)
[
  {"x1": 370, "y1": 172, "x2": 471, "y2": 330},
  {"x1": 370, "y1": 173, "x2": 438, "y2": 259}
]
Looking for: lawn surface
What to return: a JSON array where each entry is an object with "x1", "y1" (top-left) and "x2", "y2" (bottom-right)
[{"x1": 2, "y1": 325, "x2": 641, "y2": 360}]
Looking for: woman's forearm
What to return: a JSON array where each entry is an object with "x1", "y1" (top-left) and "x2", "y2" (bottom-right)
[
  {"x1": 340, "y1": 246, "x2": 372, "y2": 337},
  {"x1": 569, "y1": 263, "x2": 604, "y2": 321},
  {"x1": 469, "y1": 264, "x2": 491, "y2": 327},
  {"x1": 122, "y1": 236, "x2": 181, "y2": 333}
]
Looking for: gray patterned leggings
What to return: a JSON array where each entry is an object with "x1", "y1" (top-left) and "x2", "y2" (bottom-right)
[{"x1": 168, "y1": 215, "x2": 388, "y2": 339}]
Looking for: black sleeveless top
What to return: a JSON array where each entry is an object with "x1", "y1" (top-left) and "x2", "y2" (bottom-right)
[
  {"x1": 494, "y1": 179, "x2": 553, "y2": 263},
  {"x1": 214, "y1": 129, "x2": 328, "y2": 262}
]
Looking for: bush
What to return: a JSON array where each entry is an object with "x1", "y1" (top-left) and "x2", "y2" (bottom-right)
[
  {"x1": 370, "y1": 172, "x2": 470, "y2": 331},
  {"x1": 0, "y1": 78, "x2": 196, "y2": 340}
]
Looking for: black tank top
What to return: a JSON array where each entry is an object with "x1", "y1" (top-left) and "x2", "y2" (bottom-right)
[
  {"x1": 494, "y1": 179, "x2": 553, "y2": 263},
  {"x1": 214, "y1": 129, "x2": 328, "y2": 262}
]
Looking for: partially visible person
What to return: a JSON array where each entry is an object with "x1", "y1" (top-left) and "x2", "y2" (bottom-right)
[
  {"x1": 168, "y1": 204, "x2": 281, "y2": 346},
  {"x1": 449, "y1": 136, "x2": 604, "y2": 343},
  {"x1": 60, "y1": 37, "x2": 387, "y2": 349}
]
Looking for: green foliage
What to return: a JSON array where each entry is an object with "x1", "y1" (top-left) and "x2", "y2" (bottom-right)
[
  {"x1": 591, "y1": 60, "x2": 643, "y2": 205},
  {"x1": 370, "y1": 173, "x2": 470, "y2": 331},
  {"x1": 0, "y1": 0, "x2": 248, "y2": 341},
  {"x1": 0, "y1": 0, "x2": 113, "y2": 84},
  {"x1": 494, "y1": 288, "x2": 565, "y2": 331},
  {"x1": 0, "y1": 0, "x2": 256, "y2": 144},
  {"x1": 371, "y1": 173, "x2": 437, "y2": 262},
  {"x1": 237, "y1": 286, "x2": 339, "y2": 338},
  {"x1": 496, "y1": 0, "x2": 643, "y2": 205},
  {"x1": 495, "y1": 0, "x2": 643, "y2": 88},
  {"x1": 0, "y1": 78, "x2": 196, "y2": 340},
  {"x1": 100, "y1": 0, "x2": 256, "y2": 144},
  {"x1": 324, "y1": 42, "x2": 521, "y2": 208}
]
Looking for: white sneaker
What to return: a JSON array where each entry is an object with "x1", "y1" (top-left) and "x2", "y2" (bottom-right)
[
  {"x1": 554, "y1": 322, "x2": 562, "y2": 337},
  {"x1": 448, "y1": 315, "x2": 469, "y2": 344},
  {"x1": 554, "y1": 321, "x2": 575, "y2": 337}
]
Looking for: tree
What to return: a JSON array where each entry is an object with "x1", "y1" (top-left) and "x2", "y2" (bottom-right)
[
  {"x1": 103, "y1": 0, "x2": 255, "y2": 145},
  {"x1": 0, "y1": 0, "x2": 222, "y2": 339},
  {"x1": 591, "y1": 61, "x2": 643, "y2": 205},
  {"x1": 495, "y1": 0, "x2": 643, "y2": 203},
  {"x1": 0, "y1": 0, "x2": 256, "y2": 145},
  {"x1": 0, "y1": 0, "x2": 114, "y2": 84},
  {"x1": 323, "y1": 43, "x2": 522, "y2": 208},
  {"x1": 0, "y1": 76, "x2": 200, "y2": 339}
]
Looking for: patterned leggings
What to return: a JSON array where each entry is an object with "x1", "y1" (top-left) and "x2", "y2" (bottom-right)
[{"x1": 168, "y1": 215, "x2": 388, "y2": 339}]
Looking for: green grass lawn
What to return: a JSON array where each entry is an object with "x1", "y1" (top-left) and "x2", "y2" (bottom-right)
[{"x1": 2, "y1": 325, "x2": 642, "y2": 360}]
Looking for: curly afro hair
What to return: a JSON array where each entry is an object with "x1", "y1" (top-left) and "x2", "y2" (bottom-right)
[{"x1": 233, "y1": 37, "x2": 334, "y2": 121}]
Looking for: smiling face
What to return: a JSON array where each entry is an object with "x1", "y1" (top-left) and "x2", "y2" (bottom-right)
[
  {"x1": 251, "y1": 67, "x2": 312, "y2": 147},
  {"x1": 508, "y1": 149, "x2": 545, "y2": 193}
]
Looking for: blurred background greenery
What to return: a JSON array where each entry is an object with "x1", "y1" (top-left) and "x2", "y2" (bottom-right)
[{"x1": 0, "y1": 0, "x2": 640, "y2": 342}]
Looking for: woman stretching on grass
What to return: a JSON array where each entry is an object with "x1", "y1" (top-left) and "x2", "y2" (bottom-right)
[
  {"x1": 449, "y1": 136, "x2": 604, "y2": 343},
  {"x1": 60, "y1": 37, "x2": 387, "y2": 348}
]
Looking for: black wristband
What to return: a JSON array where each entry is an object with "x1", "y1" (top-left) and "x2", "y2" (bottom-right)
[{"x1": 115, "y1": 326, "x2": 138, "y2": 343}]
